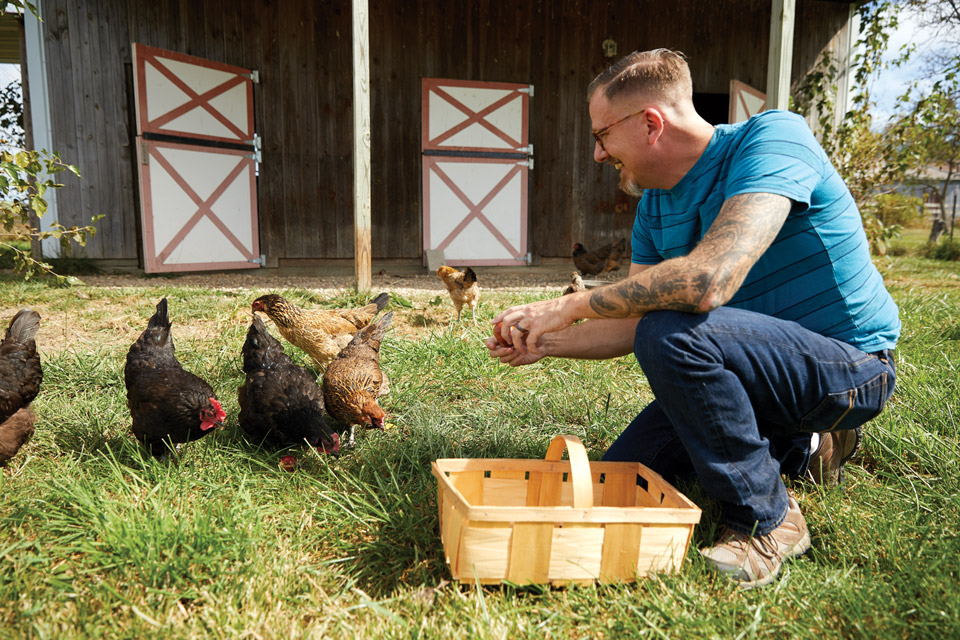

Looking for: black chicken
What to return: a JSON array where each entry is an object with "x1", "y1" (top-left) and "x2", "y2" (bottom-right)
[
  {"x1": 0, "y1": 309, "x2": 42, "y2": 466},
  {"x1": 238, "y1": 313, "x2": 340, "y2": 455},
  {"x1": 125, "y1": 298, "x2": 225, "y2": 457}
]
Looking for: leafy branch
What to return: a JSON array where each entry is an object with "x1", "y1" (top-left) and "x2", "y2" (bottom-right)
[{"x1": 0, "y1": 147, "x2": 101, "y2": 284}]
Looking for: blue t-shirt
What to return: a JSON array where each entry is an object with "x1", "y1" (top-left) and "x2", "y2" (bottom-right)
[{"x1": 632, "y1": 110, "x2": 900, "y2": 352}]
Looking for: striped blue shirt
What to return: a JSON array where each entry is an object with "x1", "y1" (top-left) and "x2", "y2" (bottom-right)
[{"x1": 632, "y1": 110, "x2": 900, "y2": 351}]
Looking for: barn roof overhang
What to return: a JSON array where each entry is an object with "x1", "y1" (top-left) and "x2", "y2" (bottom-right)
[{"x1": 0, "y1": 13, "x2": 21, "y2": 64}]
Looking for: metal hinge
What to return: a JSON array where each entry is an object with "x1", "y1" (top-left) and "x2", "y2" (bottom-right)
[
  {"x1": 244, "y1": 70, "x2": 260, "y2": 83},
  {"x1": 243, "y1": 133, "x2": 262, "y2": 163},
  {"x1": 248, "y1": 254, "x2": 266, "y2": 265},
  {"x1": 518, "y1": 158, "x2": 534, "y2": 170},
  {"x1": 518, "y1": 84, "x2": 534, "y2": 96},
  {"x1": 245, "y1": 134, "x2": 262, "y2": 163},
  {"x1": 140, "y1": 140, "x2": 149, "y2": 165},
  {"x1": 525, "y1": 252, "x2": 532, "y2": 264}
]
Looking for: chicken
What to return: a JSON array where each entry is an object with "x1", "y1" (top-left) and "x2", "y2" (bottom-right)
[
  {"x1": 238, "y1": 313, "x2": 339, "y2": 455},
  {"x1": 322, "y1": 311, "x2": 393, "y2": 448},
  {"x1": 125, "y1": 298, "x2": 226, "y2": 457},
  {"x1": 251, "y1": 292, "x2": 390, "y2": 370},
  {"x1": 572, "y1": 238, "x2": 627, "y2": 276},
  {"x1": 0, "y1": 309, "x2": 42, "y2": 466},
  {"x1": 562, "y1": 272, "x2": 585, "y2": 296},
  {"x1": 437, "y1": 265, "x2": 480, "y2": 323}
]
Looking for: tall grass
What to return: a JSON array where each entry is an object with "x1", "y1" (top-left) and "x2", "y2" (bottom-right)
[{"x1": 0, "y1": 256, "x2": 959, "y2": 639}]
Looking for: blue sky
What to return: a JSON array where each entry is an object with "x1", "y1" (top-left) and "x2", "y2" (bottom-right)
[{"x1": 870, "y1": 6, "x2": 955, "y2": 125}]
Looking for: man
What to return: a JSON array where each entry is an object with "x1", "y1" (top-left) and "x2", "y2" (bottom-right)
[{"x1": 486, "y1": 49, "x2": 899, "y2": 589}]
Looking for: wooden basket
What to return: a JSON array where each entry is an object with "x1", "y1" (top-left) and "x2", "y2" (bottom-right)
[{"x1": 431, "y1": 435, "x2": 702, "y2": 586}]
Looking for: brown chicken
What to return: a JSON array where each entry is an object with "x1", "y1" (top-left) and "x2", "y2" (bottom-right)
[
  {"x1": 572, "y1": 238, "x2": 627, "y2": 276},
  {"x1": 0, "y1": 309, "x2": 42, "y2": 466},
  {"x1": 437, "y1": 265, "x2": 480, "y2": 323},
  {"x1": 125, "y1": 298, "x2": 226, "y2": 458},
  {"x1": 238, "y1": 313, "x2": 339, "y2": 455},
  {"x1": 252, "y1": 292, "x2": 390, "y2": 370},
  {"x1": 322, "y1": 311, "x2": 392, "y2": 448},
  {"x1": 562, "y1": 272, "x2": 585, "y2": 296}
]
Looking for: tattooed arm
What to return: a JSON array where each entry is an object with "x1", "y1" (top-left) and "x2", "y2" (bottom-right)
[
  {"x1": 590, "y1": 192, "x2": 792, "y2": 317},
  {"x1": 491, "y1": 193, "x2": 792, "y2": 356}
]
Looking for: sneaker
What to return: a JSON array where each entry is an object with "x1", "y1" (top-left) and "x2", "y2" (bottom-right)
[
  {"x1": 805, "y1": 427, "x2": 862, "y2": 487},
  {"x1": 699, "y1": 495, "x2": 811, "y2": 589}
]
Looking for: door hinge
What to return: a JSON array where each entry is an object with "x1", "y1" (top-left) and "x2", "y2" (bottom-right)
[
  {"x1": 248, "y1": 254, "x2": 265, "y2": 265},
  {"x1": 244, "y1": 70, "x2": 260, "y2": 83},
  {"x1": 518, "y1": 158, "x2": 534, "y2": 170},
  {"x1": 140, "y1": 140, "x2": 149, "y2": 165},
  {"x1": 246, "y1": 136, "x2": 262, "y2": 164},
  {"x1": 518, "y1": 84, "x2": 534, "y2": 96}
]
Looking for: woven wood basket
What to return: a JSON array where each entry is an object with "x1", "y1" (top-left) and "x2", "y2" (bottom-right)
[{"x1": 431, "y1": 435, "x2": 702, "y2": 586}]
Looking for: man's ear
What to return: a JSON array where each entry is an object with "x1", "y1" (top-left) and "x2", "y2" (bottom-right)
[{"x1": 643, "y1": 107, "x2": 666, "y2": 145}]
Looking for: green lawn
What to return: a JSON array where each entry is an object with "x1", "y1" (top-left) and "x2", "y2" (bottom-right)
[{"x1": 0, "y1": 251, "x2": 959, "y2": 639}]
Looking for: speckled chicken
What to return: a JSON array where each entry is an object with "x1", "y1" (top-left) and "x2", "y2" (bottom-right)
[
  {"x1": 573, "y1": 238, "x2": 627, "y2": 276},
  {"x1": 238, "y1": 313, "x2": 340, "y2": 455},
  {"x1": 437, "y1": 265, "x2": 480, "y2": 323},
  {"x1": 562, "y1": 272, "x2": 585, "y2": 296},
  {"x1": 0, "y1": 309, "x2": 42, "y2": 466},
  {"x1": 322, "y1": 311, "x2": 392, "y2": 448},
  {"x1": 251, "y1": 292, "x2": 390, "y2": 370},
  {"x1": 125, "y1": 298, "x2": 226, "y2": 457}
]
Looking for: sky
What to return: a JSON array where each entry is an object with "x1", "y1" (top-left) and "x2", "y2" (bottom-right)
[
  {"x1": 870, "y1": 5, "x2": 955, "y2": 125},
  {"x1": 0, "y1": 62, "x2": 18, "y2": 87}
]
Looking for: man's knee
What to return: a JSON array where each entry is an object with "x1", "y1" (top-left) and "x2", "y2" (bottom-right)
[{"x1": 634, "y1": 310, "x2": 709, "y2": 371}]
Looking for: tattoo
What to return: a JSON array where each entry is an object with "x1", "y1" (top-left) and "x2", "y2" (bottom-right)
[{"x1": 589, "y1": 193, "x2": 791, "y2": 318}]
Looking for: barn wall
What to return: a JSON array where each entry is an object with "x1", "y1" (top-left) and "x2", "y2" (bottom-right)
[{"x1": 37, "y1": 0, "x2": 853, "y2": 264}]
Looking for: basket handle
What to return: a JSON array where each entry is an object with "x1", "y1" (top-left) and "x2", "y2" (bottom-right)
[{"x1": 544, "y1": 435, "x2": 594, "y2": 509}]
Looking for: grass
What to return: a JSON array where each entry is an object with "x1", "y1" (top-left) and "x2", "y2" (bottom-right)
[{"x1": 1, "y1": 252, "x2": 959, "y2": 639}]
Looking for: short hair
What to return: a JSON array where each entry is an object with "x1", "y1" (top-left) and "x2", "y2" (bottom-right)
[{"x1": 587, "y1": 49, "x2": 693, "y2": 106}]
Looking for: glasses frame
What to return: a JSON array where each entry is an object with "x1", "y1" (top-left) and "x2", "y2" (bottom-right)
[{"x1": 591, "y1": 107, "x2": 646, "y2": 151}]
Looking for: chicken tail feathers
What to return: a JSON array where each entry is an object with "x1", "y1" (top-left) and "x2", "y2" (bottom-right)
[
  {"x1": 351, "y1": 310, "x2": 393, "y2": 347},
  {"x1": 148, "y1": 298, "x2": 172, "y2": 332},
  {"x1": 463, "y1": 267, "x2": 478, "y2": 285},
  {"x1": 5, "y1": 309, "x2": 40, "y2": 344},
  {"x1": 367, "y1": 292, "x2": 391, "y2": 314},
  {"x1": 137, "y1": 298, "x2": 173, "y2": 351}
]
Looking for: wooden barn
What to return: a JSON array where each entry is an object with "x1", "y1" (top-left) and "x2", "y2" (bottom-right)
[{"x1": 14, "y1": 0, "x2": 860, "y2": 280}]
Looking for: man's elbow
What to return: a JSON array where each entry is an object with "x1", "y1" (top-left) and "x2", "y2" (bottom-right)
[{"x1": 692, "y1": 275, "x2": 734, "y2": 313}]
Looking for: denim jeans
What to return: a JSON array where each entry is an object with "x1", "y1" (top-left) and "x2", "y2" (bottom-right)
[{"x1": 601, "y1": 307, "x2": 896, "y2": 535}]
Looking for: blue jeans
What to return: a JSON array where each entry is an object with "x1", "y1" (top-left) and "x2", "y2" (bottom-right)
[{"x1": 602, "y1": 307, "x2": 896, "y2": 535}]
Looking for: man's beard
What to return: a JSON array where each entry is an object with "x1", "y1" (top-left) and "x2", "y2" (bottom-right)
[{"x1": 619, "y1": 173, "x2": 644, "y2": 198}]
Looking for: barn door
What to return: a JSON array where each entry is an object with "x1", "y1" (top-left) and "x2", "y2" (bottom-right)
[
  {"x1": 729, "y1": 79, "x2": 766, "y2": 123},
  {"x1": 421, "y1": 79, "x2": 532, "y2": 266},
  {"x1": 132, "y1": 43, "x2": 261, "y2": 273}
]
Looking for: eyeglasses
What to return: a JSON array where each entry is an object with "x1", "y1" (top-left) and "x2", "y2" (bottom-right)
[{"x1": 591, "y1": 107, "x2": 646, "y2": 152}]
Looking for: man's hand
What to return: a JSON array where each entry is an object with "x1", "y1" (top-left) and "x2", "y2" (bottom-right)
[
  {"x1": 484, "y1": 334, "x2": 547, "y2": 366},
  {"x1": 491, "y1": 293, "x2": 585, "y2": 356}
]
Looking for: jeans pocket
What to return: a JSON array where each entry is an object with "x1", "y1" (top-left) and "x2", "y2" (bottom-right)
[{"x1": 800, "y1": 371, "x2": 890, "y2": 432}]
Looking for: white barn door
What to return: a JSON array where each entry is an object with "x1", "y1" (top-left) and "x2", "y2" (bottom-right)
[
  {"x1": 132, "y1": 43, "x2": 260, "y2": 273},
  {"x1": 421, "y1": 79, "x2": 532, "y2": 266},
  {"x1": 729, "y1": 79, "x2": 766, "y2": 123}
]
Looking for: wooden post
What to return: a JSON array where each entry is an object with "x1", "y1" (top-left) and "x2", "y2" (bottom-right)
[
  {"x1": 951, "y1": 191, "x2": 957, "y2": 241},
  {"x1": 766, "y1": 0, "x2": 796, "y2": 110},
  {"x1": 352, "y1": 0, "x2": 372, "y2": 291}
]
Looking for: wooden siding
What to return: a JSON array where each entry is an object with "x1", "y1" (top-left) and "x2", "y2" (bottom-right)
[{"x1": 36, "y1": 0, "x2": 851, "y2": 264}]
